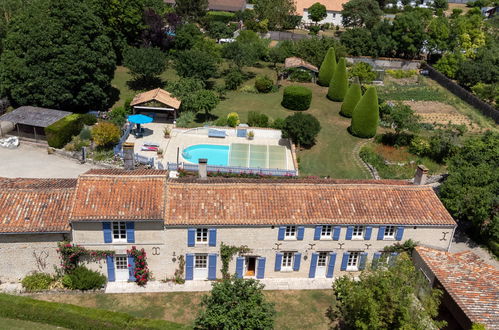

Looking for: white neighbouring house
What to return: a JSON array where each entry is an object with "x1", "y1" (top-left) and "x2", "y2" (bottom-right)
[{"x1": 296, "y1": 0, "x2": 349, "y2": 27}]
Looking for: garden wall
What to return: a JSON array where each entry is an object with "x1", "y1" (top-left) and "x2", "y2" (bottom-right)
[
  {"x1": 422, "y1": 64, "x2": 499, "y2": 124},
  {"x1": 346, "y1": 56, "x2": 420, "y2": 70}
]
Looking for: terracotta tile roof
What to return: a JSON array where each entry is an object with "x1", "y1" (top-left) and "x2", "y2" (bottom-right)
[
  {"x1": 130, "y1": 88, "x2": 181, "y2": 109},
  {"x1": 70, "y1": 171, "x2": 167, "y2": 221},
  {"x1": 295, "y1": 0, "x2": 348, "y2": 15},
  {"x1": 166, "y1": 182, "x2": 456, "y2": 226},
  {"x1": 0, "y1": 178, "x2": 76, "y2": 233},
  {"x1": 285, "y1": 57, "x2": 319, "y2": 72},
  {"x1": 415, "y1": 246, "x2": 499, "y2": 328}
]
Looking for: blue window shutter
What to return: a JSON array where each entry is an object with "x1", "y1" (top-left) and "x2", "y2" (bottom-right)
[
  {"x1": 278, "y1": 227, "x2": 285, "y2": 240},
  {"x1": 372, "y1": 252, "x2": 382, "y2": 269},
  {"x1": 333, "y1": 226, "x2": 341, "y2": 241},
  {"x1": 340, "y1": 252, "x2": 350, "y2": 271},
  {"x1": 185, "y1": 254, "x2": 194, "y2": 280},
  {"x1": 345, "y1": 226, "x2": 353, "y2": 240},
  {"x1": 274, "y1": 253, "x2": 283, "y2": 271},
  {"x1": 359, "y1": 252, "x2": 368, "y2": 270},
  {"x1": 236, "y1": 257, "x2": 245, "y2": 278},
  {"x1": 103, "y1": 222, "x2": 112, "y2": 243},
  {"x1": 208, "y1": 228, "x2": 217, "y2": 246},
  {"x1": 257, "y1": 257, "x2": 266, "y2": 279},
  {"x1": 377, "y1": 226, "x2": 386, "y2": 240},
  {"x1": 308, "y1": 253, "x2": 318, "y2": 278},
  {"x1": 128, "y1": 256, "x2": 136, "y2": 281},
  {"x1": 364, "y1": 226, "x2": 372, "y2": 240},
  {"x1": 187, "y1": 228, "x2": 196, "y2": 247},
  {"x1": 326, "y1": 252, "x2": 337, "y2": 278},
  {"x1": 396, "y1": 227, "x2": 404, "y2": 241},
  {"x1": 297, "y1": 226, "x2": 305, "y2": 240},
  {"x1": 106, "y1": 255, "x2": 115, "y2": 282},
  {"x1": 293, "y1": 253, "x2": 301, "y2": 271},
  {"x1": 126, "y1": 222, "x2": 135, "y2": 243},
  {"x1": 208, "y1": 254, "x2": 217, "y2": 280},
  {"x1": 314, "y1": 226, "x2": 322, "y2": 240}
]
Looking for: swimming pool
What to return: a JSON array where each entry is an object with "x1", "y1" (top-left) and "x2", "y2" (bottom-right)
[{"x1": 182, "y1": 144, "x2": 229, "y2": 166}]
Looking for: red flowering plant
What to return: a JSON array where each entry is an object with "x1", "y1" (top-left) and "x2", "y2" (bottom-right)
[
  {"x1": 127, "y1": 246, "x2": 151, "y2": 286},
  {"x1": 57, "y1": 241, "x2": 114, "y2": 273}
]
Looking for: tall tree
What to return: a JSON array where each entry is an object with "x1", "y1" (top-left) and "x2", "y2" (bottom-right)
[
  {"x1": 0, "y1": 0, "x2": 116, "y2": 112},
  {"x1": 254, "y1": 0, "x2": 296, "y2": 30},
  {"x1": 174, "y1": 49, "x2": 219, "y2": 82},
  {"x1": 340, "y1": 82, "x2": 362, "y2": 117},
  {"x1": 327, "y1": 58, "x2": 348, "y2": 101},
  {"x1": 391, "y1": 9, "x2": 431, "y2": 59},
  {"x1": 350, "y1": 86, "x2": 379, "y2": 138},
  {"x1": 318, "y1": 47, "x2": 337, "y2": 86},
  {"x1": 123, "y1": 47, "x2": 167, "y2": 85},
  {"x1": 174, "y1": 0, "x2": 208, "y2": 22},
  {"x1": 308, "y1": 2, "x2": 327, "y2": 25},
  {"x1": 341, "y1": 0, "x2": 383, "y2": 29},
  {"x1": 0, "y1": 0, "x2": 31, "y2": 54}
]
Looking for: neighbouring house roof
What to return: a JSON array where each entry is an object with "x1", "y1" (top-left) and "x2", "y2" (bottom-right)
[
  {"x1": 295, "y1": 0, "x2": 348, "y2": 15},
  {"x1": 285, "y1": 57, "x2": 319, "y2": 72},
  {"x1": 0, "y1": 106, "x2": 71, "y2": 128},
  {"x1": 164, "y1": 0, "x2": 246, "y2": 12},
  {"x1": 69, "y1": 170, "x2": 168, "y2": 221},
  {"x1": 130, "y1": 88, "x2": 181, "y2": 109},
  {"x1": 165, "y1": 181, "x2": 456, "y2": 226},
  {"x1": 415, "y1": 246, "x2": 499, "y2": 329},
  {"x1": 0, "y1": 178, "x2": 76, "y2": 233}
]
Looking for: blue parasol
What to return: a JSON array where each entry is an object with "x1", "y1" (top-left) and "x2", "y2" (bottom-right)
[{"x1": 128, "y1": 114, "x2": 153, "y2": 124}]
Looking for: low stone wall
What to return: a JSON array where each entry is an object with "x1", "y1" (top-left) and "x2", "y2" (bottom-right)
[{"x1": 346, "y1": 56, "x2": 421, "y2": 70}]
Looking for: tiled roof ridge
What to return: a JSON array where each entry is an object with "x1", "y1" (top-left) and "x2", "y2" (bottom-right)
[
  {"x1": 168, "y1": 178, "x2": 414, "y2": 186},
  {"x1": 0, "y1": 177, "x2": 77, "y2": 190}
]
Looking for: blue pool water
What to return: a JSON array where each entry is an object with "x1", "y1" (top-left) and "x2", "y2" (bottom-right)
[{"x1": 182, "y1": 144, "x2": 229, "y2": 166}]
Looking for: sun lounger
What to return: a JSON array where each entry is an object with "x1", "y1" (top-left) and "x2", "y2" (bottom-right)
[
  {"x1": 143, "y1": 142, "x2": 160, "y2": 147},
  {"x1": 141, "y1": 146, "x2": 158, "y2": 151},
  {"x1": 208, "y1": 129, "x2": 226, "y2": 138}
]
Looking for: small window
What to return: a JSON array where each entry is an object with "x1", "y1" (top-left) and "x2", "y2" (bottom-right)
[
  {"x1": 196, "y1": 228, "x2": 208, "y2": 243},
  {"x1": 112, "y1": 222, "x2": 127, "y2": 242},
  {"x1": 333, "y1": 13, "x2": 336, "y2": 18},
  {"x1": 347, "y1": 252, "x2": 360, "y2": 271},
  {"x1": 285, "y1": 226, "x2": 296, "y2": 239},
  {"x1": 384, "y1": 226, "x2": 396, "y2": 239},
  {"x1": 115, "y1": 256, "x2": 128, "y2": 270},
  {"x1": 195, "y1": 255, "x2": 207, "y2": 269},
  {"x1": 352, "y1": 225, "x2": 364, "y2": 239},
  {"x1": 281, "y1": 252, "x2": 294, "y2": 270},
  {"x1": 321, "y1": 225, "x2": 332, "y2": 238},
  {"x1": 318, "y1": 252, "x2": 328, "y2": 267}
]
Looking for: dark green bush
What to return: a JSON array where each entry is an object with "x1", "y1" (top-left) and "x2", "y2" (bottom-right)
[
  {"x1": 206, "y1": 11, "x2": 236, "y2": 23},
  {"x1": 225, "y1": 69, "x2": 245, "y2": 90},
  {"x1": 376, "y1": 132, "x2": 415, "y2": 147},
  {"x1": 80, "y1": 113, "x2": 97, "y2": 126},
  {"x1": 350, "y1": 87, "x2": 379, "y2": 138},
  {"x1": 281, "y1": 85, "x2": 312, "y2": 111},
  {"x1": 247, "y1": 111, "x2": 269, "y2": 127},
  {"x1": 45, "y1": 114, "x2": 84, "y2": 149},
  {"x1": 254, "y1": 75, "x2": 273, "y2": 93},
  {"x1": 289, "y1": 69, "x2": 312, "y2": 82},
  {"x1": 327, "y1": 57, "x2": 348, "y2": 102},
  {"x1": 215, "y1": 116, "x2": 228, "y2": 126},
  {"x1": 108, "y1": 106, "x2": 130, "y2": 127},
  {"x1": 271, "y1": 118, "x2": 285, "y2": 129},
  {"x1": 62, "y1": 266, "x2": 106, "y2": 291},
  {"x1": 283, "y1": 112, "x2": 321, "y2": 147},
  {"x1": 21, "y1": 273, "x2": 53, "y2": 292},
  {"x1": 340, "y1": 83, "x2": 362, "y2": 117}
]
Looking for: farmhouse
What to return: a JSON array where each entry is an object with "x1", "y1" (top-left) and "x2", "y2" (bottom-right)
[
  {"x1": 296, "y1": 0, "x2": 348, "y2": 27},
  {"x1": 0, "y1": 169, "x2": 457, "y2": 284}
]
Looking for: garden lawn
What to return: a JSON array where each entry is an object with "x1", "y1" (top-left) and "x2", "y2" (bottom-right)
[
  {"x1": 31, "y1": 289, "x2": 333, "y2": 330},
  {"x1": 0, "y1": 317, "x2": 64, "y2": 330}
]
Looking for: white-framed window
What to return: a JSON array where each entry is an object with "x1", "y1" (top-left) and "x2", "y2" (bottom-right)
[
  {"x1": 195, "y1": 255, "x2": 207, "y2": 269},
  {"x1": 112, "y1": 222, "x2": 127, "y2": 242},
  {"x1": 347, "y1": 252, "x2": 360, "y2": 271},
  {"x1": 281, "y1": 252, "x2": 294, "y2": 270},
  {"x1": 285, "y1": 226, "x2": 296, "y2": 239},
  {"x1": 318, "y1": 252, "x2": 328, "y2": 267},
  {"x1": 196, "y1": 228, "x2": 208, "y2": 243},
  {"x1": 384, "y1": 226, "x2": 396, "y2": 239},
  {"x1": 321, "y1": 225, "x2": 332, "y2": 238},
  {"x1": 352, "y1": 225, "x2": 364, "y2": 239},
  {"x1": 115, "y1": 256, "x2": 128, "y2": 270}
]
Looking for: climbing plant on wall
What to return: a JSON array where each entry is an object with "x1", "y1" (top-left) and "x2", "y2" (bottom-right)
[
  {"x1": 220, "y1": 242, "x2": 251, "y2": 279},
  {"x1": 127, "y1": 246, "x2": 151, "y2": 286},
  {"x1": 57, "y1": 241, "x2": 114, "y2": 273}
]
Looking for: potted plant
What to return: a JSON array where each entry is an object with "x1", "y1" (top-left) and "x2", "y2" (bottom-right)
[
  {"x1": 157, "y1": 148, "x2": 163, "y2": 158},
  {"x1": 247, "y1": 131, "x2": 255, "y2": 140},
  {"x1": 163, "y1": 127, "x2": 170, "y2": 138}
]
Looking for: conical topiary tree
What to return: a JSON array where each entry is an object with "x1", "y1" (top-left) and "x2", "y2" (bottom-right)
[
  {"x1": 350, "y1": 87, "x2": 379, "y2": 138},
  {"x1": 340, "y1": 83, "x2": 362, "y2": 117},
  {"x1": 317, "y1": 47, "x2": 336, "y2": 86},
  {"x1": 327, "y1": 58, "x2": 348, "y2": 102}
]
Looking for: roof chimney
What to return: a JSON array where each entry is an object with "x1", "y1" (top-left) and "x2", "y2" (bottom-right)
[
  {"x1": 123, "y1": 142, "x2": 135, "y2": 170},
  {"x1": 198, "y1": 158, "x2": 208, "y2": 180},
  {"x1": 414, "y1": 165, "x2": 429, "y2": 185}
]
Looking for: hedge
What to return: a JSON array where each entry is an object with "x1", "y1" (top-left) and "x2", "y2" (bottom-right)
[
  {"x1": 350, "y1": 87, "x2": 379, "y2": 138},
  {"x1": 281, "y1": 85, "x2": 312, "y2": 111},
  {"x1": 317, "y1": 47, "x2": 336, "y2": 86},
  {"x1": 206, "y1": 11, "x2": 236, "y2": 23},
  {"x1": 340, "y1": 82, "x2": 362, "y2": 117},
  {"x1": 0, "y1": 293, "x2": 184, "y2": 330},
  {"x1": 45, "y1": 114, "x2": 84, "y2": 149},
  {"x1": 255, "y1": 75, "x2": 273, "y2": 93},
  {"x1": 327, "y1": 58, "x2": 348, "y2": 102}
]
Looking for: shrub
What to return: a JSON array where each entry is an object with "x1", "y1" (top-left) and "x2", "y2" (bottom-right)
[
  {"x1": 225, "y1": 69, "x2": 245, "y2": 90},
  {"x1": 318, "y1": 47, "x2": 337, "y2": 86},
  {"x1": 327, "y1": 57, "x2": 348, "y2": 102},
  {"x1": 80, "y1": 113, "x2": 97, "y2": 126},
  {"x1": 206, "y1": 11, "x2": 236, "y2": 23},
  {"x1": 254, "y1": 75, "x2": 273, "y2": 93},
  {"x1": 282, "y1": 85, "x2": 312, "y2": 111},
  {"x1": 386, "y1": 69, "x2": 418, "y2": 79},
  {"x1": 21, "y1": 273, "x2": 53, "y2": 292},
  {"x1": 214, "y1": 116, "x2": 228, "y2": 126},
  {"x1": 340, "y1": 83, "x2": 362, "y2": 117},
  {"x1": 79, "y1": 126, "x2": 92, "y2": 140},
  {"x1": 308, "y1": 25, "x2": 321, "y2": 35},
  {"x1": 283, "y1": 112, "x2": 321, "y2": 147},
  {"x1": 271, "y1": 117, "x2": 285, "y2": 129},
  {"x1": 409, "y1": 136, "x2": 431, "y2": 156},
  {"x1": 91, "y1": 121, "x2": 121, "y2": 148},
  {"x1": 288, "y1": 69, "x2": 312, "y2": 82},
  {"x1": 349, "y1": 62, "x2": 376, "y2": 84},
  {"x1": 108, "y1": 106, "x2": 130, "y2": 127},
  {"x1": 227, "y1": 112, "x2": 240, "y2": 127},
  {"x1": 350, "y1": 87, "x2": 379, "y2": 138},
  {"x1": 176, "y1": 111, "x2": 196, "y2": 127},
  {"x1": 45, "y1": 114, "x2": 84, "y2": 149},
  {"x1": 247, "y1": 111, "x2": 269, "y2": 127},
  {"x1": 62, "y1": 266, "x2": 106, "y2": 291},
  {"x1": 64, "y1": 135, "x2": 90, "y2": 152}
]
